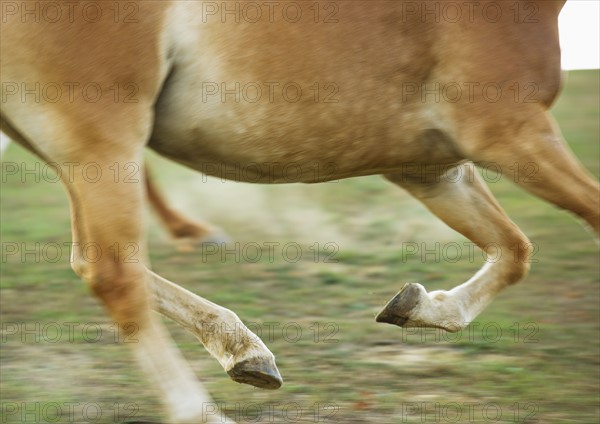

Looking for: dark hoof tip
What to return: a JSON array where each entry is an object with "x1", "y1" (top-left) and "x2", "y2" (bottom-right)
[
  {"x1": 375, "y1": 283, "x2": 422, "y2": 327},
  {"x1": 227, "y1": 357, "x2": 283, "y2": 390},
  {"x1": 375, "y1": 311, "x2": 409, "y2": 326}
]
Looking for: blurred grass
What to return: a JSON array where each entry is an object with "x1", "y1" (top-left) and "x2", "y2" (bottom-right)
[{"x1": 1, "y1": 70, "x2": 599, "y2": 423}]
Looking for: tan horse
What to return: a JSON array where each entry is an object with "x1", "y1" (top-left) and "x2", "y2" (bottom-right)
[{"x1": 1, "y1": 1, "x2": 598, "y2": 422}]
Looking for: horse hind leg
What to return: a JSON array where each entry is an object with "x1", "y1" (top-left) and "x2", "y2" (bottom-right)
[
  {"x1": 144, "y1": 166, "x2": 230, "y2": 252},
  {"x1": 378, "y1": 162, "x2": 533, "y2": 331}
]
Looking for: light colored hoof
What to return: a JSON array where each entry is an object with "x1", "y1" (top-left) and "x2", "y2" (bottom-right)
[
  {"x1": 376, "y1": 282, "x2": 423, "y2": 327},
  {"x1": 227, "y1": 356, "x2": 283, "y2": 390},
  {"x1": 175, "y1": 230, "x2": 231, "y2": 253},
  {"x1": 199, "y1": 231, "x2": 231, "y2": 246}
]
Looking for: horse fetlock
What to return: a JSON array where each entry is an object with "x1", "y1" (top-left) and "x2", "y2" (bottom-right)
[{"x1": 377, "y1": 283, "x2": 468, "y2": 333}]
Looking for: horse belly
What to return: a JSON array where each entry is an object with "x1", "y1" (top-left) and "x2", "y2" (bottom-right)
[{"x1": 149, "y1": 2, "x2": 458, "y2": 183}]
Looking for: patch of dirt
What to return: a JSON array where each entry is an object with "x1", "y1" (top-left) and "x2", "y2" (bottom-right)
[{"x1": 359, "y1": 344, "x2": 517, "y2": 370}]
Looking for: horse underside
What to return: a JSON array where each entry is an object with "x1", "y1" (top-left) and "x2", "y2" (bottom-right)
[
  {"x1": 1, "y1": 1, "x2": 598, "y2": 423},
  {"x1": 149, "y1": 2, "x2": 560, "y2": 183}
]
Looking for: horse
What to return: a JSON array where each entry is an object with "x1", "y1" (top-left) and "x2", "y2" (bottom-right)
[{"x1": 1, "y1": 1, "x2": 597, "y2": 422}]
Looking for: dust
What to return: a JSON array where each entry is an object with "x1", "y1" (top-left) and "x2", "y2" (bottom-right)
[{"x1": 147, "y1": 154, "x2": 462, "y2": 251}]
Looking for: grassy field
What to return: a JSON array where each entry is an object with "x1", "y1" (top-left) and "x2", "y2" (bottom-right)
[{"x1": 1, "y1": 70, "x2": 598, "y2": 423}]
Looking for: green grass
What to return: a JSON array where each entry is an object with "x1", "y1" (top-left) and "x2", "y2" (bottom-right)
[{"x1": 1, "y1": 70, "x2": 599, "y2": 423}]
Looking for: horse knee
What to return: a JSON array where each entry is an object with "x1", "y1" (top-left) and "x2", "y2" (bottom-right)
[
  {"x1": 502, "y1": 233, "x2": 534, "y2": 285},
  {"x1": 70, "y1": 255, "x2": 87, "y2": 280},
  {"x1": 80, "y1": 261, "x2": 150, "y2": 327}
]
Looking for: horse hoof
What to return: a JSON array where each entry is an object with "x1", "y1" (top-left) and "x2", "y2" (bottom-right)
[
  {"x1": 199, "y1": 231, "x2": 231, "y2": 246},
  {"x1": 175, "y1": 230, "x2": 231, "y2": 253},
  {"x1": 227, "y1": 356, "x2": 283, "y2": 390},
  {"x1": 375, "y1": 283, "x2": 423, "y2": 326}
]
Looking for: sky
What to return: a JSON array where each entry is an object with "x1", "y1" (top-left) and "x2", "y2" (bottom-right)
[{"x1": 559, "y1": 0, "x2": 600, "y2": 70}]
